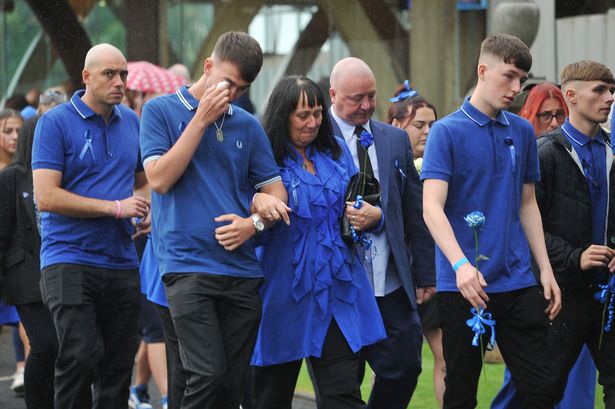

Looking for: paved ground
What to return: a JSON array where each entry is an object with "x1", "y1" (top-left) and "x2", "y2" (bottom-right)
[
  {"x1": 0, "y1": 327, "x2": 25, "y2": 409},
  {"x1": 0, "y1": 328, "x2": 315, "y2": 408}
]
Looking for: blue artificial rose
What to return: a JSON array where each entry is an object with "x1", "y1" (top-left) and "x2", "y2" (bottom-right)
[
  {"x1": 359, "y1": 130, "x2": 374, "y2": 149},
  {"x1": 464, "y1": 211, "x2": 485, "y2": 229}
]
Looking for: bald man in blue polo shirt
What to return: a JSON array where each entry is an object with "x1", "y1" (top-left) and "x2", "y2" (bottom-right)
[
  {"x1": 140, "y1": 32, "x2": 289, "y2": 409},
  {"x1": 422, "y1": 34, "x2": 561, "y2": 408},
  {"x1": 32, "y1": 44, "x2": 150, "y2": 409}
]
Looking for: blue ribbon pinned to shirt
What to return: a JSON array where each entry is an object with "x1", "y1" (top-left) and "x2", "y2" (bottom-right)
[
  {"x1": 466, "y1": 307, "x2": 496, "y2": 349},
  {"x1": 389, "y1": 80, "x2": 418, "y2": 103},
  {"x1": 504, "y1": 137, "x2": 516, "y2": 173},
  {"x1": 79, "y1": 130, "x2": 95, "y2": 161}
]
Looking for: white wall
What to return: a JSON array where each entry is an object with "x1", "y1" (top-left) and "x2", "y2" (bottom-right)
[{"x1": 530, "y1": 3, "x2": 615, "y2": 83}]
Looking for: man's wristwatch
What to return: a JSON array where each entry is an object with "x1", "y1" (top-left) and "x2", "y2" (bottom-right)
[{"x1": 251, "y1": 214, "x2": 265, "y2": 235}]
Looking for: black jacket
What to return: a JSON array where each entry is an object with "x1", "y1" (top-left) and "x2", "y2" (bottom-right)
[
  {"x1": 535, "y1": 128, "x2": 615, "y2": 289},
  {"x1": 0, "y1": 164, "x2": 42, "y2": 304}
]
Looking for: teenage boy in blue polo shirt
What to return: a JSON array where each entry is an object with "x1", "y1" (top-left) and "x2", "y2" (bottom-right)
[
  {"x1": 140, "y1": 32, "x2": 289, "y2": 409},
  {"x1": 536, "y1": 60, "x2": 615, "y2": 407},
  {"x1": 32, "y1": 44, "x2": 150, "y2": 409},
  {"x1": 421, "y1": 34, "x2": 562, "y2": 408}
]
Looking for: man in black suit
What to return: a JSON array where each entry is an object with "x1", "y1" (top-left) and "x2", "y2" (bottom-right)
[{"x1": 328, "y1": 57, "x2": 435, "y2": 409}]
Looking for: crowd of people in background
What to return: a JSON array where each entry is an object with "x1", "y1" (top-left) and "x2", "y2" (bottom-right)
[{"x1": 0, "y1": 29, "x2": 614, "y2": 409}]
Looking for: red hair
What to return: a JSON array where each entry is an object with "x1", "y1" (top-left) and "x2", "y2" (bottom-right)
[{"x1": 518, "y1": 82, "x2": 568, "y2": 135}]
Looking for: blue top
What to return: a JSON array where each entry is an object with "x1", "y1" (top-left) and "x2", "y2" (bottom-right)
[
  {"x1": 0, "y1": 302, "x2": 19, "y2": 325},
  {"x1": 421, "y1": 97, "x2": 540, "y2": 293},
  {"x1": 140, "y1": 236, "x2": 168, "y2": 307},
  {"x1": 140, "y1": 87, "x2": 281, "y2": 278},
  {"x1": 32, "y1": 90, "x2": 142, "y2": 269},
  {"x1": 251, "y1": 139, "x2": 386, "y2": 366},
  {"x1": 561, "y1": 119, "x2": 609, "y2": 245}
]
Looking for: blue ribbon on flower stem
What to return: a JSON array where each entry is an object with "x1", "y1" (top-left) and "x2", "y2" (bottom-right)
[
  {"x1": 466, "y1": 307, "x2": 496, "y2": 350},
  {"x1": 350, "y1": 195, "x2": 372, "y2": 249},
  {"x1": 595, "y1": 274, "x2": 615, "y2": 334}
]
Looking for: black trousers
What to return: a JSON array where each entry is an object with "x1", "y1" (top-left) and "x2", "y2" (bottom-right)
[
  {"x1": 163, "y1": 272, "x2": 263, "y2": 409},
  {"x1": 16, "y1": 302, "x2": 58, "y2": 409},
  {"x1": 439, "y1": 288, "x2": 554, "y2": 409},
  {"x1": 548, "y1": 286, "x2": 615, "y2": 408},
  {"x1": 358, "y1": 287, "x2": 423, "y2": 409},
  {"x1": 156, "y1": 304, "x2": 186, "y2": 409},
  {"x1": 252, "y1": 319, "x2": 365, "y2": 409},
  {"x1": 40, "y1": 263, "x2": 141, "y2": 409}
]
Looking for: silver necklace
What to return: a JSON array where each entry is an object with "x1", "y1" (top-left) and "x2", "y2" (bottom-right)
[{"x1": 214, "y1": 113, "x2": 225, "y2": 142}]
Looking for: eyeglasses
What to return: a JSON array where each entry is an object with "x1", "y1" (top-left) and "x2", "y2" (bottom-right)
[{"x1": 536, "y1": 110, "x2": 566, "y2": 124}]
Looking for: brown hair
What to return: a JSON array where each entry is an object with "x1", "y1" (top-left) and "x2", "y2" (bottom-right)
[
  {"x1": 212, "y1": 32, "x2": 263, "y2": 83},
  {"x1": 479, "y1": 34, "x2": 532, "y2": 72},
  {"x1": 560, "y1": 60, "x2": 615, "y2": 89}
]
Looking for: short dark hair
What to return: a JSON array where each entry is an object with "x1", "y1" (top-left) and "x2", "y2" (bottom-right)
[
  {"x1": 12, "y1": 115, "x2": 38, "y2": 170},
  {"x1": 262, "y1": 76, "x2": 341, "y2": 165},
  {"x1": 561, "y1": 60, "x2": 615, "y2": 89},
  {"x1": 480, "y1": 34, "x2": 532, "y2": 72},
  {"x1": 212, "y1": 32, "x2": 263, "y2": 83}
]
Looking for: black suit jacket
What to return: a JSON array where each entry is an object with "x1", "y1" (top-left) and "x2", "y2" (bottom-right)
[
  {"x1": 0, "y1": 164, "x2": 42, "y2": 305},
  {"x1": 331, "y1": 117, "x2": 435, "y2": 309}
]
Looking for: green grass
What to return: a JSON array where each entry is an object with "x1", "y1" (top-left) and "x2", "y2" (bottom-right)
[{"x1": 295, "y1": 341, "x2": 605, "y2": 408}]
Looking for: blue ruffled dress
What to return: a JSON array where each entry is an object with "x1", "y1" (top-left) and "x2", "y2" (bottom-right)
[{"x1": 251, "y1": 139, "x2": 386, "y2": 366}]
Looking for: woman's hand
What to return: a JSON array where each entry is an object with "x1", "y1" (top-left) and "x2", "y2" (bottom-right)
[
  {"x1": 252, "y1": 192, "x2": 291, "y2": 225},
  {"x1": 344, "y1": 201, "x2": 381, "y2": 231}
]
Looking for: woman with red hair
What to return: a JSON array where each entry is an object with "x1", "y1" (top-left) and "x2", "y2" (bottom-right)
[{"x1": 519, "y1": 82, "x2": 567, "y2": 137}]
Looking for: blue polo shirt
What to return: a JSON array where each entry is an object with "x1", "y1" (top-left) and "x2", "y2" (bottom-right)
[
  {"x1": 421, "y1": 97, "x2": 540, "y2": 293},
  {"x1": 562, "y1": 119, "x2": 609, "y2": 245},
  {"x1": 32, "y1": 90, "x2": 142, "y2": 270},
  {"x1": 140, "y1": 86, "x2": 281, "y2": 278}
]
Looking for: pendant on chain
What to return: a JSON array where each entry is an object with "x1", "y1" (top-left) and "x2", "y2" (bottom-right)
[{"x1": 216, "y1": 129, "x2": 224, "y2": 142}]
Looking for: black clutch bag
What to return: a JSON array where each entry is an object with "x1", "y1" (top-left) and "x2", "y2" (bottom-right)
[{"x1": 341, "y1": 172, "x2": 381, "y2": 244}]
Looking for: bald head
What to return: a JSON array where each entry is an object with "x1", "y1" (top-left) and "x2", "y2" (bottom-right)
[
  {"x1": 84, "y1": 43, "x2": 126, "y2": 71},
  {"x1": 330, "y1": 57, "x2": 375, "y2": 89},
  {"x1": 81, "y1": 43, "x2": 128, "y2": 117},
  {"x1": 168, "y1": 63, "x2": 191, "y2": 82},
  {"x1": 329, "y1": 57, "x2": 377, "y2": 126}
]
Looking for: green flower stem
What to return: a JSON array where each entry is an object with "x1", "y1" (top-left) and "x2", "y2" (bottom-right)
[
  {"x1": 360, "y1": 149, "x2": 368, "y2": 195},
  {"x1": 475, "y1": 229, "x2": 487, "y2": 381},
  {"x1": 599, "y1": 294, "x2": 609, "y2": 350}
]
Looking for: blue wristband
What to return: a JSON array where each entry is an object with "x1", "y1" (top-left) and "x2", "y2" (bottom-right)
[{"x1": 452, "y1": 257, "x2": 469, "y2": 272}]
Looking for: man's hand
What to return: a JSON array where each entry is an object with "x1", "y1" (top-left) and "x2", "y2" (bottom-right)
[
  {"x1": 214, "y1": 214, "x2": 254, "y2": 251},
  {"x1": 345, "y1": 201, "x2": 381, "y2": 232},
  {"x1": 131, "y1": 212, "x2": 151, "y2": 240},
  {"x1": 252, "y1": 192, "x2": 291, "y2": 225},
  {"x1": 117, "y1": 196, "x2": 150, "y2": 219},
  {"x1": 416, "y1": 286, "x2": 436, "y2": 305},
  {"x1": 456, "y1": 263, "x2": 489, "y2": 310},
  {"x1": 195, "y1": 82, "x2": 230, "y2": 127},
  {"x1": 540, "y1": 268, "x2": 561, "y2": 320},
  {"x1": 580, "y1": 245, "x2": 615, "y2": 271}
]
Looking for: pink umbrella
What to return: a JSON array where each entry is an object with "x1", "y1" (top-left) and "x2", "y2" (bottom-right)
[{"x1": 126, "y1": 61, "x2": 187, "y2": 94}]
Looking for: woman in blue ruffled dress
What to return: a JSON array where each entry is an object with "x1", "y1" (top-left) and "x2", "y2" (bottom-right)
[{"x1": 250, "y1": 76, "x2": 386, "y2": 409}]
